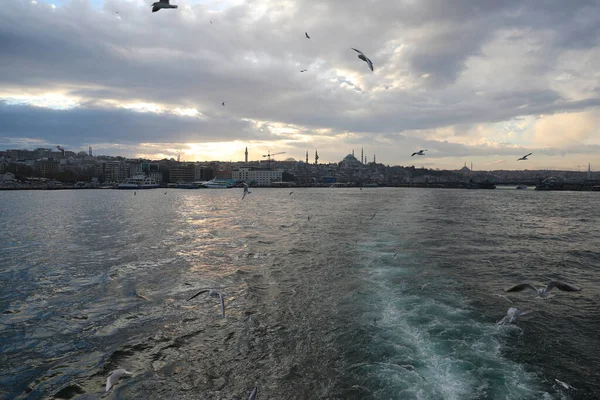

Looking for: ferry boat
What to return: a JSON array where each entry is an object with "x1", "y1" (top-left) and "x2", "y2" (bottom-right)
[
  {"x1": 516, "y1": 184, "x2": 528, "y2": 190},
  {"x1": 117, "y1": 175, "x2": 160, "y2": 189},
  {"x1": 201, "y1": 178, "x2": 234, "y2": 188}
]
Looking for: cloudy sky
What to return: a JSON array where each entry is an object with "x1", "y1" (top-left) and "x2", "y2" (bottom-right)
[{"x1": 1, "y1": 0, "x2": 599, "y2": 170}]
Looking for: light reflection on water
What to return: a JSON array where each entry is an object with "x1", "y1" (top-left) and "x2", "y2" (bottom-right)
[{"x1": 0, "y1": 188, "x2": 599, "y2": 399}]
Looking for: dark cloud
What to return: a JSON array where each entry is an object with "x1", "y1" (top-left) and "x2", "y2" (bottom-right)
[{"x1": 0, "y1": 0, "x2": 599, "y2": 165}]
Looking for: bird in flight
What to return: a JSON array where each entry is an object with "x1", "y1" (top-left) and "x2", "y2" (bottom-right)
[
  {"x1": 411, "y1": 150, "x2": 427, "y2": 156},
  {"x1": 351, "y1": 48, "x2": 374, "y2": 71},
  {"x1": 517, "y1": 153, "x2": 532, "y2": 161},
  {"x1": 505, "y1": 280, "x2": 581, "y2": 300},
  {"x1": 222, "y1": 102, "x2": 225, "y2": 106},
  {"x1": 242, "y1": 183, "x2": 251, "y2": 200},
  {"x1": 305, "y1": 32, "x2": 310, "y2": 39},
  {"x1": 188, "y1": 289, "x2": 226, "y2": 316},
  {"x1": 151, "y1": 0, "x2": 178, "y2": 13},
  {"x1": 106, "y1": 369, "x2": 133, "y2": 392},
  {"x1": 300, "y1": 69, "x2": 307, "y2": 72},
  {"x1": 496, "y1": 307, "x2": 529, "y2": 325}
]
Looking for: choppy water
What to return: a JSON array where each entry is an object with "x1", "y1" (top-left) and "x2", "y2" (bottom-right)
[{"x1": 1, "y1": 188, "x2": 599, "y2": 399}]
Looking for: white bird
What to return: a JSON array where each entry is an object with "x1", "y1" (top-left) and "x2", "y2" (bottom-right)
[
  {"x1": 151, "y1": 0, "x2": 178, "y2": 13},
  {"x1": 188, "y1": 289, "x2": 226, "y2": 316},
  {"x1": 496, "y1": 307, "x2": 529, "y2": 325},
  {"x1": 242, "y1": 183, "x2": 251, "y2": 200},
  {"x1": 411, "y1": 150, "x2": 427, "y2": 156},
  {"x1": 249, "y1": 387, "x2": 258, "y2": 399},
  {"x1": 555, "y1": 378, "x2": 577, "y2": 390},
  {"x1": 351, "y1": 48, "x2": 374, "y2": 71},
  {"x1": 505, "y1": 280, "x2": 581, "y2": 299},
  {"x1": 517, "y1": 152, "x2": 532, "y2": 161},
  {"x1": 106, "y1": 369, "x2": 132, "y2": 392}
]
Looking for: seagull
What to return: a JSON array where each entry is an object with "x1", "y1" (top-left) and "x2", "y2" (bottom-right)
[
  {"x1": 555, "y1": 378, "x2": 577, "y2": 390},
  {"x1": 222, "y1": 102, "x2": 225, "y2": 106},
  {"x1": 305, "y1": 32, "x2": 310, "y2": 39},
  {"x1": 151, "y1": 0, "x2": 178, "y2": 13},
  {"x1": 249, "y1": 387, "x2": 258, "y2": 399},
  {"x1": 300, "y1": 69, "x2": 307, "y2": 72},
  {"x1": 411, "y1": 150, "x2": 427, "y2": 157},
  {"x1": 393, "y1": 252, "x2": 398, "y2": 259},
  {"x1": 496, "y1": 307, "x2": 529, "y2": 325},
  {"x1": 351, "y1": 48, "x2": 374, "y2": 71},
  {"x1": 505, "y1": 280, "x2": 581, "y2": 299},
  {"x1": 369, "y1": 212, "x2": 376, "y2": 220},
  {"x1": 188, "y1": 289, "x2": 226, "y2": 316},
  {"x1": 289, "y1": 191, "x2": 294, "y2": 195},
  {"x1": 106, "y1": 369, "x2": 133, "y2": 392},
  {"x1": 242, "y1": 183, "x2": 251, "y2": 200},
  {"x1": 517, "y1": 152, "x2": 532, "y2": 161}
]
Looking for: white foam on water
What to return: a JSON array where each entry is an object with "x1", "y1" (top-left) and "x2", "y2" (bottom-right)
[{"x1": 353, "y1": 241, "x2": 554, "y2": 400}]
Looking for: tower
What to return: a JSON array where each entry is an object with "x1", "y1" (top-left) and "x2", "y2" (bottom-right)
[
  {"x1": 361, "y1": 148, "x2": 364, "y2": 164},
  {"x1": 177, "y1": 153, "x2": 180, "y2": 162},
  {"x1": 588, "y1": 163, "x2": 592, "y2": 180},
  {"x1": 315, "y1": 150, "x2": 319, "y2": 165},
  {"x1": 373, "y1": 154, "x2": 376, "y2": 164},
  {"x1": 306, "y1": 151, "x2": 309, "y2": 164},
  {"x1": 245, "y1": 147, "x2": 248, "y2": 163},
  {"x1": 89, "y1": 146, "x2": 93, "y2": 156},
  {"x1": 352, "y1": 149, "x2": 354, "y2": 156}
]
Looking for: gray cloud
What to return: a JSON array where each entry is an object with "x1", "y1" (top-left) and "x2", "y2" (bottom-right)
[{"x1": 0, "y1": 0, "x2": 599, "y2": 166}]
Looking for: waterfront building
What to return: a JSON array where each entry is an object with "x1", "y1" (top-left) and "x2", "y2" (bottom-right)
[{"x1": 232, "y1": 167, "x2": 284, "y2": 186}]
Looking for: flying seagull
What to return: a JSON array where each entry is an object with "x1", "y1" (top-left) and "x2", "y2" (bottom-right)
[
  {"x1": 106, "y1": 369, "x2": 133, "y2": 392},
  {"x1": 496, "y1": 307, "x2": 529, "y2": 325},
  {"x1": 555, "y1": 378, "x2": 577, "y2": 391},
  {"x1": 289, "y1": 191, "x2": 294, "y2": 195},
  {"x1": 517, "y1": 153, "x2": 532, "y2": 161},
  {"x1": 351, "y1": 48, "x2": 374, "y2": 71},
  {"x1": 411, "y1": 150, "x2": 427, "y2": 156},
  {"x1": 505, "y1": 280, "x2": 581, "y2": 299},
  {"x1": 242, "y1": 183, "x2": 251, "y2": 200},
  {"x1": 300, "y1": 69, "x2": 307, "y2": 72},
  {"x1": 305, "y1": 32, "x2": 310, "y2": 39},
  {"x1": 151, "y1": 0, "x2": 178, "y2": 13},
  {"x1": 249, "y1": 387, "x2": 258, "y2": 399},
  {"x1": 188, "y1": 289, "x2": 226, "y2": 316},
  {"x1": 222, "y1": 102, "x2": 225, "y2": 106}
]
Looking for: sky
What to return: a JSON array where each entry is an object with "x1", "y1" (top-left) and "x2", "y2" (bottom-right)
[{"x1": 1, "y1": 0, "x2": 599, "y2": 170}]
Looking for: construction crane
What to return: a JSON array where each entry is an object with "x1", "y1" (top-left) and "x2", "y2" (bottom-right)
[{"x1": 262, "y1": 151, "x2": 286, "y2": 168}]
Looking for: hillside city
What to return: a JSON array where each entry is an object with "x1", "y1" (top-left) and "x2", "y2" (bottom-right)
[{"x1": 0, "y1": 146, "x2": 598, "y2": 190}]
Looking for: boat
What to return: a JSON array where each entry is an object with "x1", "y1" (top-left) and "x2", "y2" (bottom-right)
[
  {"x1": 201, "y1": 178, "x2": 234, "y2": 188},
  {"x1": 465, "y1": 179, "x2": 496, "y2": 189},
  {"x1": 516, "y1": 184, "x2": 528, "y2": 190},
  {"x1": 176, "y1": 181, "x2": 203, "y2": 189},
  {"x1": 117, "y1": 174, "x2": 160, "y2": 189}
]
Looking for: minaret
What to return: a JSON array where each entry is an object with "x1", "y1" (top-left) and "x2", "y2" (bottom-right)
[
  {"x1": 373, "y1": 154, "x2": 376, "y2": 164},
  {"x1": 245, "y1": 147, "x2": 248, "y2": 163},
  {"x1": 361, "y1": 148, "x2": 364, "y2": 164},
  {"x1": 88, "y1": 146, "x2": 93, "y2": 156},
  {"x1": 315, "y1": 150, "x2": 319, "y2": 165},
  {"x1": 587, "y1": 163, "x2": 592, "y2": 180},
  {"x1": 306, "y1": 151, "x2": 309, "y2": 164},
  {"x1": 352, "y1": 149, "x2": 354, "y2": 156}
]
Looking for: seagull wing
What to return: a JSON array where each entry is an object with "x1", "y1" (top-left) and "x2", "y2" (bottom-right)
[
  {"x1": 152, "y1": 5, "x2": 160, "y2": 12},
  {"x1": 106, "y1": 369, "x2": 132, "y2": 392},
  {"x1": 411, "y1": 152, "x2": 417, "y2": 156},
  {"x1": 218, "y1": 293, "x2": 226, "y2": 316},
  {"x1": 162, "y1": 0, "x2": 170, "y2": 4},
  {"x1": 505, "y1": 283, "x2": 538, "y2": 293},
  {"x1": 305, "y1": 32, "x2": 310, "y2": 38},
  {"x1": 249, "y1": 387, "x2": 258, "y2": 400},
  {"x1": 366, "y1": 57, "x2": 374, "y2": 71},
  {"x1": 351, "y1": 48, "x2": 364, "y2": 56},
  {"x1": 525, "y1": 153, "x2": 532, "y2": 157},
  {"x1": 546, "y1": 281, "x2": 581, "y2": 293},
  {"x1": 188, "y1": 289, "x2": 210, "y2": 301}
]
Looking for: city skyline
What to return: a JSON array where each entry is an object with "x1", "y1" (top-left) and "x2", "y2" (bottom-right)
[{"x1": 1, "y1": 0, "x2": 599, "y2": 170}]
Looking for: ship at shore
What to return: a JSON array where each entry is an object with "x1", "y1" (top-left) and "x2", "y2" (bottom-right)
[
  {"x1": 201, "y1": 178, "x2": 234, "y2": 188},
  {"x1": 117, "y1": 175, "x2": 160, "y2": 189},
  {"x1": 465, "y1": 179, "x2": 496, "y2": 189}
]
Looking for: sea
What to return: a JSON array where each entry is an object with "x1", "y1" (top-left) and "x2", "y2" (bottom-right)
[{"x1": 1, "y1": 187, "x2": 599, "y2": 400}]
